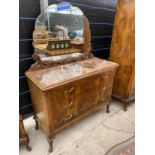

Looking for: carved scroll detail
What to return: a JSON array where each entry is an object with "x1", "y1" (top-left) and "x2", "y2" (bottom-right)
[{"x1": 29, "y1": 52, "x2": 94, "y2": 71}]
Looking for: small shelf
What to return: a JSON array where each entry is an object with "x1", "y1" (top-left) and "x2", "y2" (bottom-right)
[
  {"x1": 35, "y1": 44, "x2": 82, "y2": 55},
  {"x1": 45, "y1": 48, "x2": 82, "y2": 55}
]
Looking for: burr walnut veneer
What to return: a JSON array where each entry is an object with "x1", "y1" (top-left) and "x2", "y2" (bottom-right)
[
  {"x1": 26, "y1": 58, "x2": 118, "y2": 153},
  {"x1": 110, "y1": 0, "x2": 135, "y2": 111}
]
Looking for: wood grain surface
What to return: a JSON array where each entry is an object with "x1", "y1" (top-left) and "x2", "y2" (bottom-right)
[{"x1": 110, "y1": 0, "x2": 135, "y2": 110}]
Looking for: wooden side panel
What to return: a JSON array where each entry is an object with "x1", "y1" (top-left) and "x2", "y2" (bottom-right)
[
  {"x1": 99, "y1": 69, "x2": 116, "y2": 102},
  {"x1": 27, "y1": 78, "x2": 48, "y2": 132},
  {"x1": 110, "y1": 0, "x2": 135, "y2": 102}
]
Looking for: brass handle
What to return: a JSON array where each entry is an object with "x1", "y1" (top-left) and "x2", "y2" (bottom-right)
[
  {"x1": 64, "y1": 101, "x2": 73, "y2": 108},
  {"x1": 64, "y1": 87, "x2": 74, "y2": 93},
  {"x1": 64, "y1": 114, "x2": 72, "y2": 121}
]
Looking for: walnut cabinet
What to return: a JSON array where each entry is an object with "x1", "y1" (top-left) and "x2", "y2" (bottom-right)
[{"x1": 26, "y1": 58, "x2": 118, "y2": 153}]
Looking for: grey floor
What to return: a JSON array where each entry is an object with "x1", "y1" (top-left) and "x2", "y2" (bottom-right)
[{"x1": 19, "y1": 100, "x2": 135, "y2": 155}]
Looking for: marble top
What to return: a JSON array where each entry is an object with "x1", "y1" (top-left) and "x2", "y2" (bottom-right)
[{"x1": 26, "y1": 58, "x2": 118, "y2": 90}]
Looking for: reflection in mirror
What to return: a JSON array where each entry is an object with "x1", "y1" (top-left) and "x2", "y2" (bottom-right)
[{"x1": 34, "y1": 2, "x2": 84, "y2": 48}]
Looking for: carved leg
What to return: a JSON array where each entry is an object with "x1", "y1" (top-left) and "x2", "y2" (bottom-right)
[
  {"x1": 124, "y1": 103, "x2": 128, "y2": 111},
  {"x1": 33, "y1": 114, "x2": 39, "y2": 130},
  {"x1": 22, "y1": 135, "x2": 32, "y2": 151},
  {"x1": 26, "y1": 143, "x2": 32, "y2": 151},
  {"x1": 106, "y1": 104, "x2": 110, "y2": 113},
  {"x1": 19, "y1": 114, "x2": 32, "y2": 151},
  {"x1": 47, "y1": 134, "x2": 55, "y2": 153}
]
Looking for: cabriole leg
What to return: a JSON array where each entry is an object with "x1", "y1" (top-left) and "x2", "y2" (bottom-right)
[
  {"x1": 106, "y1": 104, "x2": 110, "y2": 113},
  {"x1": 47, "y1": 134, "x2": 55, "y2": 153},
  {"x1": 26, "y1": 143, "x2": 32, "y2": 151},
  {"x1": 33, "y1": 114, "x2": 39, "y2": 130},
  {"x1": 23, "y1": 135, "x2": 32, "y2": 151},
  {"x1": 124, "y1": 103, "x2": 128, "y2": 111}
]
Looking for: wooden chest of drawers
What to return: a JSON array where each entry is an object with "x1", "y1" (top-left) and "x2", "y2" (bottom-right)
[{"x1": 26, "y1": 58, "x2": 118, "y2": 153}]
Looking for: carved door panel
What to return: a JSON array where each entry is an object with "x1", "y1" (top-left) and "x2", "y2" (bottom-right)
[
  {"x1": 77, "y1": 75, "x2": 100, "y2": 113},
  {"x1": 51, "y1": 82, "x2": 77, "y2": 128}
]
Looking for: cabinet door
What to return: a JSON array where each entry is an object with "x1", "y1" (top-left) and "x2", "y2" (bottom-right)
[
  {"x1": 99, "y1": 70, "x2": 115, "y2": 104},
  {"x1": 77, "y1": 75, "x2": 100, "y2": 113},
  {"x1": 51, "y1": 82, "x2": 77, "y2": 128}
]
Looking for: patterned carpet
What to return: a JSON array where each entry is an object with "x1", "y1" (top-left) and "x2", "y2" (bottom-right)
[{"x1": 105, "y1": 136, "x2": 135, "y2": 155}]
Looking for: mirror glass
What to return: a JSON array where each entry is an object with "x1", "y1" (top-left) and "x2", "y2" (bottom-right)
[{"x1": 35, "y1": 2, "x2": 84, "y2": 42}]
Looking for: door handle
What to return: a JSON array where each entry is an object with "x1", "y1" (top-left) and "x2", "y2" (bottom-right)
[
  {"x1": 64, "y1": 101, "x2": 73, "y2": 108},
  {"x1": 64, "y1": 87, "x2": 74, "y2": 93},
  {"x1": 64, "y1": 114, "x2": 73, "y2": 121}
]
